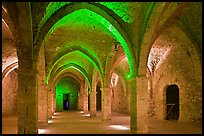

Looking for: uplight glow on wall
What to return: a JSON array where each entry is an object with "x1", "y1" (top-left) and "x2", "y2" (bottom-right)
[{"x1": 45, "y1": 8, "x2": 135, "y2": 80}]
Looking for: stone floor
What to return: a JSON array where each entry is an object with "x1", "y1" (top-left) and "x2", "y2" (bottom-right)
[{"x1": 2, "y1": 110, "x2": 202, "y2": 134}]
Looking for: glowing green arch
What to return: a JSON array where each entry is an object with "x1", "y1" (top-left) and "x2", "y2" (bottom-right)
[
  {"x1": 47, "y1": 50, "x2": 101, "y2": 86},
  {"x1": 54, "y1": 63, "x2": 91, "y2": 94},
  {"x1": 41, "y1": 5, "x2": 136, "y2": 80},
  {"x1": 47, "y1": 45, "x2": 103, "y2": 83}
]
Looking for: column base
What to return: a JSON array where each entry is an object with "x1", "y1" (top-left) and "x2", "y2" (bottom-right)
[{"x1": 90, "y1": 113, "x2": 97, "y2": 117}]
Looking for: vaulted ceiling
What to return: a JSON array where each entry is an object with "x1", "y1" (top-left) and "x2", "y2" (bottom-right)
[{"x1": 2, "y1": 2, "x2": 202, "y2": 88}]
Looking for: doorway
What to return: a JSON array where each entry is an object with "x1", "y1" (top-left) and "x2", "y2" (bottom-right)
[
  {"x1": 166, "y1": 84, "x2": 179, "y2": 120},
  {"x1": 96, "y1": 85, "x2": 101, "y2": 111},
  {"x1": 63, "y1": 94, "x2": 69, "y2": 110}
]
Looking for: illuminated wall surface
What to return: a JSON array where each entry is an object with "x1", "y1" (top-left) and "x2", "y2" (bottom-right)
[
  {"x1": 55, "y1": 77, "x2": 79, "y2": 111},
  {"x1": 45, "y1": 6, "x2": 135, "y2": 79}
]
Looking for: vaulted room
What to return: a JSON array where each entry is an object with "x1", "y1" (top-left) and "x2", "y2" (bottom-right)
[{"x1": 2, "y1": 2, "x2": 202, "y2": 134}]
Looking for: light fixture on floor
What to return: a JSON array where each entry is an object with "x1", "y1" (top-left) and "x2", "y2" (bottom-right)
[
  {"x1": 54, "y1": 112, "x2": 58, "y2": 115},
  {"x1": 38, "y1": 129, "x2": 47, "y2": 134},
  {"x1": 48, "y1": 120, "x2": 52, "y2": 124},
  {"x1": 110, "y1": 125, "x2": 129, "y2": 130},
  {"x1": 82, "y1": 114, "x2": 90, "y2": 117}
]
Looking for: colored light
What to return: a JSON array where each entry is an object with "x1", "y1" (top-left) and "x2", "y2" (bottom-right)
[
  {"x1": 45, "y1": 8, "x2": 136, "y2": 82},
  {"x1": 47, "y1": 50, "x2": 103, "y2": 87},
  {"x1": 98, "y1": 2, "x2": 133, "y2": 23},
  {"x1": 56, "y1": 77, "x2": 79, "y2": 110},
  {"x1": 110, "y1": 125, "x2": 129, "y2": 130},
  {"x1": 53, "y1": 63, "x2": 92, "y2": 94}
]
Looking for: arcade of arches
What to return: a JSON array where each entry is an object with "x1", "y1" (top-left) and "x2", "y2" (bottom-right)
[{"x1": 2, "y1": 2, "x2": 202, "y2": 134}]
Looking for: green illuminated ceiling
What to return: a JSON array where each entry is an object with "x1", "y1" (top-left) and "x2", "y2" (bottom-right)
[
  {"x1": 47, "y1": 50, "x2": 100, "y2": 85},
  {"x1": 54, "y1": 64, "x2": 92, "y2": 93},
  {"x1": 97, "y1": 2, "x2": 133, "y2": 23},
  {"x1": 44, "y1": 8, "x2": 135, "y2": 79},
  {"x1": 56, "y1": 76, "x2": 79, "y2": 94},
  {"x1": 40, "y1": 2, "x2": 133, "y2": 29},
  {"x1": 39, "y1": 2, "x2": 70, "y2": 29}
]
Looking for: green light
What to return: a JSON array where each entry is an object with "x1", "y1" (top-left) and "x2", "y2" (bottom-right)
[
  {"x1": 45, "y1": 8, "x2": 135, "y2": 80},
  {"x1": 53, "y1": 64, "x2": 92, "y2": 94},
  {"x1": 39, "y1": 2, "x2": 70, "y2": 30},
  {"x1": 98, "y1": 2, "x2": 133, "y2": 23},
  {"x1": 56, "y1": 77, "x2": 79, "y2": 110},
  {"x1": 46, "y1": 50, "x2": 103, "y2": 86}
]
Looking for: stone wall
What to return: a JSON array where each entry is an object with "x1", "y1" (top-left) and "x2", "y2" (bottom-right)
[
  {"x1": 2, "y1": 69, "x2": 18, "y2": 116},
  {"x1": 152, "y1": 43, "x2": 202, "y2": 122},
  {"x1": 111, "y1": 78, "x2": 130, "y2": 114},
  {"x1": 55, "y1": 77, "x2": 79, "y2": 111}
]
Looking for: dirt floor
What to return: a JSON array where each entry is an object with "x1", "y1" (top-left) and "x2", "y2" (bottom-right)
[{"x1": 2, "y1": 110, "x2": 202, "y2": 134}]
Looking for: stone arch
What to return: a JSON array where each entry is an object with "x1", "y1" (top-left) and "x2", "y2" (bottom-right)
[
  {"x1": 47, "y1": 49, "x2": 101, "y2": 86},
  {"x1": 52, "y1": 72, "x2": 82, "y2": 94},
  {"x1": 50, "y1": 63, "x2": 92, "y2": 93},
  {"x1": 138, "y1": 2, "x2": 189, "y2": 77},
  {"x1": 2, "y1": 62, "x2": 18, "y2": 79},
  {"x1": 48, "y1": 46, "x2": 103, "y2": 82},
  {"x1": 161, "y1": 82, "x2": 182, "y2": 121},
  {"x1": 151, "y1": 27, "x2": 202, "y2": 122},
  {"x1": 111, "y1": 52, "x2": 127, "y2": 76},
  {"x1": 165, "y1": 84, "x2": 180, "y2": 120},
  {"x1": 34, "y1": 2, "x2": 136, "y2": 79},
  {"x1": 2, "y1": 3, "x2": 19, "y2": 44}
]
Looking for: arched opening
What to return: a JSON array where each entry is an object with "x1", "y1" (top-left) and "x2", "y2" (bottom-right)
[
  {"x1": 96, "y1": 83, "x2": 102, "y2": 111},
  {"x1": 166, "y1": 84, "x2": 179, "y2": 121},
  {"x1": 55, "y1": 76, "x2": 80, "y2": 111}
]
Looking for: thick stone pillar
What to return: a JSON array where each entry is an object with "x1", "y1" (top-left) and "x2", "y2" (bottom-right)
[
  {"x1": 101, "y1": 87, "x2": 111, "y2": 120},
  {"x1": 136, "y1": 76, "x2": 149, "y2": 133},
  {"x1": 127, "y1": 77, "x2": 137, "y2": 134},
  {"x1": 77, "y1": 85, "x2": 84, "y2": 110},
  {"x1": 90, "y1": 68, "x2": 97, "y2": 116},
  {"x1": 38, "y1": 81, "x2": 47, "y2": 124},
  {"x1": 47, "y1": 90, "x2": 52, "y2": 119},
  {"x1": 38, "y1": 43, "x2": 47, "y2": 124},
  {"x1": 90, "y1": 90, "x2": 96, "y2": 116},
  {"x1": 53, "y1": 93, "x2": 56, "y2": 113},
  {"x1": 18, "y1": 69, "x2": 38, "y2": 134},
  {"x1": 83, "y1": 82, "x2": 89, "y2": 113}
]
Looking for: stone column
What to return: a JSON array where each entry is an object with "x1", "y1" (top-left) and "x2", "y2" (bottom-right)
[
  {"x1": 18, "y1": 69, "x2": 38, "y2": 134},
  {"x1": 38, "y1": 43, "x2": 47, "y2": 125},
  {"x1": 47, "y1": 90, "x2": 52, "y2": 119},
  {"x1": 101, "y1": 87, "x2": 111, "y2": 120},
  {"x1": 90, "y1": 68, "x2": 97, "y2": 116},
  {"x1": 83, "y1": 82, "x2": 89, "y2": 113},
  {"x1": 90, "y1": 90, "x2": 96, "y2": 117},
  {"x1": 127, "y1": 77, "x2": 137, "y2": 134},
  {"x1": 77, "y1": 85, "x2": 83, "y2": 110},
  {"x1": 38, "y1": 81, "x2": 48, "y2": 125},
  {"x1": 136, "y1": 76, "x2": 149, "y2": 133},
  {"x1": 53, "y1": 93, "x2": 56, "y2": 113}
]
